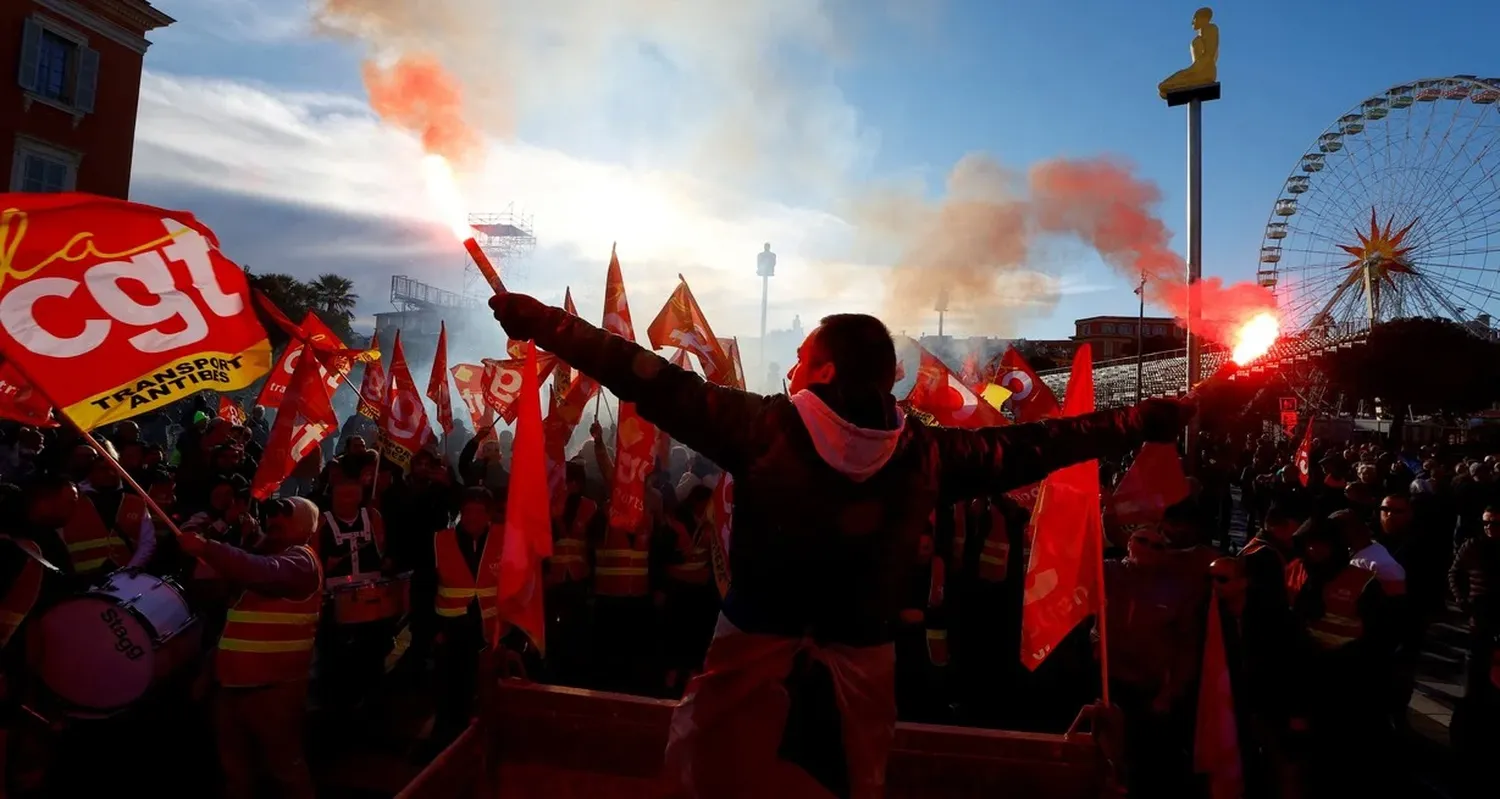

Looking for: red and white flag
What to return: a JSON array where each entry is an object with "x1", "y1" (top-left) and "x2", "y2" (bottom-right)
[
  {"x1": 379, "y1": 332, "x2": 434, "y2": 471},
  {"x1": 0, "y1": 356, "x2": 55, "y2": 427},
  {"x1": 647, "y1": 276, "x2": 733, "y2": 385},
  {"x1": 217, "y1": 395, "x2": 246, "y2": 426},
  {"x1": 1020, "y1": 345, "x2": 1102, "y2": 670},
  {"x1": 356, "y1": 357, "x2": 387, "y2": 421},
  {"x1": 495, "y1": 341, "x2": 552, "y2": 654},
  {"x1": 481, "y1": 353, "x2": 559, "y2": 424},
  {"x1": 251, "y1": 352, "x2": 336, "y2": 499},
  {"x1": 1109, "y1": 442, "x2": 1190, "y2": 527},
  {"x1": 255, "y1": 313, "x2": 349, "y2": 409},
  {"x1": 0, "y1": 193, "x2": 272, "y2": 429},
  {"x1": 1294, "y1": 418, "x2": 1315, "y2": 487},
  {"x1": 426, "y1": 322, "x2": 454, "y2": 435},
  {"x1": 992, "y1": 347, "x2": 1061, "y2": 423},
  {"x1": 906, "y1": 343, "x2": 1009, "y2": 428}
]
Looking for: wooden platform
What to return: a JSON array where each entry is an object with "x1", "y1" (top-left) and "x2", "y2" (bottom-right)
[{"x1": 400, "y1": 682, "x2": 1109, "y2": 798}]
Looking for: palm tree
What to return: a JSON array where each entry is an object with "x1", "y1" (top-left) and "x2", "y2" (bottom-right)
[{"x1": 307, "y1": 274, "x2": 359, "y2": 321}]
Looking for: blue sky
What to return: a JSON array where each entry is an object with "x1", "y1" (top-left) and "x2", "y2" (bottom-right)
[{"x1": 131, "y1": 0, "x2": 1500, "y2": 354}]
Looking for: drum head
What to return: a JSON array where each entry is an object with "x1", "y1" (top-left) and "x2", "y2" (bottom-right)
[{"x1": 31, "y1": 596, "x2": 155, "y2": 712}]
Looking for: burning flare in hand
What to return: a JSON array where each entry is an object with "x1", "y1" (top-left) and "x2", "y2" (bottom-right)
[
  {"x1": 421, "y1": 154, "x2": 505, "y2": 293},
  {"x1": 1230, "y1": 312, "x2": 1279, "y2": 365}
]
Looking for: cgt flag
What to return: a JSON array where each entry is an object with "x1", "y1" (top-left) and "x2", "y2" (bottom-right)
[{"x1": 0, "y1": 194, "x2": 271, "y2": 429}]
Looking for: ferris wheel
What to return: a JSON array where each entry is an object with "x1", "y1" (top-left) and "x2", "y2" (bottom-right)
[{"x1": 1256, "y1": 75, "x2": 1500, "y2": 335}]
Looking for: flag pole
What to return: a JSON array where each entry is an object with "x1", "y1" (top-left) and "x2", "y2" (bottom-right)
[
  {"x1": 1095, "y1": 498, "x2": 1112, "y2": 707},
  {"x1": 593, "y1": 391, "x2": 603, "y2": 422},
  {"x1": 0, "y1": 351, "x2": 185, "y2": 539}
]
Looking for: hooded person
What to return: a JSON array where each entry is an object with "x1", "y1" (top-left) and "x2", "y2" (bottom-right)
[
  {"x1": 489, "y1": 292, "x2": 1191, "y2": 799},
  {"x1": 178, "y1": 497, "x2": 323, "y2": 799}
]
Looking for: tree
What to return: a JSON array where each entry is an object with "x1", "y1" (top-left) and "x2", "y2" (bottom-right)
[
  {"x1": 307, "y1": 274, "x2": 359, "y2": 321},
  {"x1": 243, "y1": 268, "x2": 356, "y2": 349}
]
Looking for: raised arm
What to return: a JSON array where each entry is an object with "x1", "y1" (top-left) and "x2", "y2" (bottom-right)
[
  {"x1": 491, "y1": 293, "x2": 769, "y2": 473},
  {"x1": 187, "y1": 538, "x2": 321, "y2": 600},
  {"x1": 926, "y1": 400, "x2": 1187, "y2": 502}
]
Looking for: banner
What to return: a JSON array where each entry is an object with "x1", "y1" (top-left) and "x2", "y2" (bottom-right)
[
  {"x1": 0, "y1": 193, "x2": 271, "y2": 429},
  {"x1": 255, "y1": 312, "x2": 348, "y2": 409}
]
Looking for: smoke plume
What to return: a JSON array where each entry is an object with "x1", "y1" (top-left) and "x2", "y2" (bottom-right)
[
  {"x1": 362, "y1": 56, "x2": 484, "y2": 166},
  {"x1": 859, "y1": 153, "x2": 1274, "y2": 344},
  {"x1": 312, "y1": 0, "x2": 896, "y2": 191}
]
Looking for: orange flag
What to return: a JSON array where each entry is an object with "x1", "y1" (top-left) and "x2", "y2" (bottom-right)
[
  {"x1": 496, "y1": 341, "x2": 551, "y2": 654},
  {"x1": 255, "y1": 312, "x2": 349, "y2": 409},
  {"x1": 356, "y1": 357, "x2": 386, "y2": 421},
  {"x1": 1194, "y1": 594, "x2": 1243, "y2": 799},
  {"x1": 906, "y1": 343, "x2": 1009, "y2": 428},
  {"x1": 647, "y1": 276, "x2": 732, "y2": 385},
  {"x1": 1020, "y1": 344, "x2": 1101, "y2": 670},
  {"x1": 426, "y1": 322, "x2": 454, "y2": 435},
  {"x1": 717, "y1": 336, "x2": 746, "y2": 389},
  {"x1": 992, "y1": 347, "x2": 1061, "y2": 423},
  {"x1": 603, "y1": 246, "x2": 659, "y2": 538}
]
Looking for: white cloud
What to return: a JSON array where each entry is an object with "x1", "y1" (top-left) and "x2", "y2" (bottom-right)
[{"x1": 132, "y1": 71, "x2": 887, "y2": 338}]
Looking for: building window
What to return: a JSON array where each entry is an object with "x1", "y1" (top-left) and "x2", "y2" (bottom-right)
[
  {"x1": 1101, "y1": 323, "x2": 1116, "y2": 335},
  {"x1": 17, "y1": 18, "x2": 101, "y2": 114},
  {"x1": 10, "y1": 138, "x2": 79, "y2": 193},
  {"x1": 1080, "y1": 324, "x2": 1091, "y2": 336},
  {"x1": 1120, "y1": 324, "x2": 1133, "y2": 336}
]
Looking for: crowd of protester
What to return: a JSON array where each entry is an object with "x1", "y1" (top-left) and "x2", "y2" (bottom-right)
[{"x1": 1, "y1": 386, "x2": 1498, "y2": 798}]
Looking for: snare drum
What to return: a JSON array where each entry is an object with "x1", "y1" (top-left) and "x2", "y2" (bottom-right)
[
  {"x1": 28, "y1": 571, "x2": 203, "y2": 717},
  {"x1": 327, "y1": 572, "x2": 411, "y2": 625}
]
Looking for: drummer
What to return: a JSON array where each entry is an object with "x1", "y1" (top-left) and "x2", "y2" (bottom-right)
[{"x1": 316, "y1": 459, "x2": 396, "y2": 713}]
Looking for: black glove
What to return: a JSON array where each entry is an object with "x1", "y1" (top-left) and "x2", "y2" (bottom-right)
[
  {"x1": 489, "y1": 292, "x2": 548, "y2": 342},
  {"x1": 1139, "y1": 397, "x2": 1195, "y2": 443}
]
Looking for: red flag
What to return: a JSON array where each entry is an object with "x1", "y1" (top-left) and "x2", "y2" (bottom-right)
[
  {"x1": 1020, "y1": 344, "x2": 1101, "y2": 670},
  {"x1": 496, "y1": 341, "x2": 551, "y2": 653},
  {"x1": 481, "y1": 354, "x2": 559, "y2": 423},
  {"x1": 426, "y1": 322, "x2": 454, "y2": 435},
  {"x1": 647, "y1": 277, "x2": 732, "y2": 385},
  {"x1": 602, "y1": 247, "x2": 658, "y2": 537},
  {"x1": 1194, "y1": 594, "x2": 1243, "y2": 799},
  {"x1": 552, "y1": 288, "x2": 580, "y2": 398},
  {"x1": 217, "y1": 396, "x2": 246, "y2": 426},
  {"x1": 669, "y1": 348, "x2": 694, "y2": 370},
  {"x1": 356, "y1": 357, "x2": 386, "y2": 421},
  {"x1": 450, "y1": 362, "x2": 491, "y2": 432},
  {"x1": 543, "y1": 375, "x2": 600, "y2": 498},
  {"x1": 378, "y1": 332, "x2": 434, "y2": 471},
  {"x1": 1294, "y1": 418, "x2": 1315, "y2": 487},
  {"x1": 906, "y1": 344, "x2": 1009, "y2": 428},
  {"x1": 255, "y1": 312, "x2": 350, "y2": 409},
  {"x1": 0, "y1": 193, "x2": 272, "y2": 429},
  {"x1": 1108, "y1": 442, "x2": 1190, "y2": 526},
  {"x1": 0, "y1": 356, "x2": 55, "y2": 427},
  {"x1": 252, "y1": 352, "x2": 337, "y2": 499},
  {"x1": 993, "y1": 347, "x2": 1061, "y2": 423}
]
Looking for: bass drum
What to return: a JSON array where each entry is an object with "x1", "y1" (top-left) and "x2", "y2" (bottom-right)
[{"x1": 28, "y1": 570, "x2": 203, "y2": 718}]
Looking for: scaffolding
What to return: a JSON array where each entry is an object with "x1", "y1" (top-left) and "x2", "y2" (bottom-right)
[{"x1": 464, "y1": 205, "x2": 536, "y2": 298}]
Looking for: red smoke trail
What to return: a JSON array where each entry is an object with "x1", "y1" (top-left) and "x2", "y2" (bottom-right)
[
  {"x1": 1028, "y1": 158, "x2": 1276, "y2": 347},
  {"x1": 362, "y1": 54, "x2": 483, "y2": 167}
]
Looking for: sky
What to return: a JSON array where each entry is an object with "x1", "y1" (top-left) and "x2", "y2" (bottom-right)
[{"x1": 131, "y1": 0, "x2": 1500, "y2": 351}]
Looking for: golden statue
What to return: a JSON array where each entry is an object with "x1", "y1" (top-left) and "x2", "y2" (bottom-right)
[{"x1": 1158, "y1": 7, "x2": 1219, "y2": 99}]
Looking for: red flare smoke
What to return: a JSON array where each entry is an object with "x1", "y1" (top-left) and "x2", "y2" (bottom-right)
[
  {"x1": 362, "y1": 54, "x2": 482, "y2": 166},
  {"x1": 1028, "y1": 157, "x2": 1276, "y2": 348}
]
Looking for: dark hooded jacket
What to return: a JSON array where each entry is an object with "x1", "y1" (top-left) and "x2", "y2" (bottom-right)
[{"x1": 498, "y1": 297, "x2": 1174, "y2": 646}]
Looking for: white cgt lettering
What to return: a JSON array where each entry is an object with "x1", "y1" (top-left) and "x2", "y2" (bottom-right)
[
  {"x1": 0, "y1": 222, "x2": 242, "y2": 359},
  {"x1": 385, "y1": 393, "x2": 423, "y2": 440}
]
